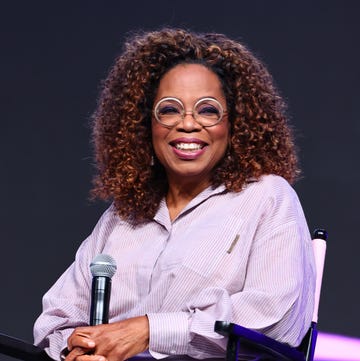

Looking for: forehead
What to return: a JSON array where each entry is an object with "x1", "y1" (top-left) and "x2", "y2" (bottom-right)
[{"x1": 155, "y1": 63, "x2": 225, "y2": 102}]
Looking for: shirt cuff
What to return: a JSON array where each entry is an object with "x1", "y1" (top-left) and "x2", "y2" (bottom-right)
[
  {"x1": 147, "y1": 312, "x2": 191, "y2": 357},
  {"x1": 43, "y1": 329, "x2": 73, "y2": 361}
]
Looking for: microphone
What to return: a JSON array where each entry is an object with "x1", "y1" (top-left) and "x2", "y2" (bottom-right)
[{"x1": 89, "y1": 254, "x2": 117, "y2": 326}]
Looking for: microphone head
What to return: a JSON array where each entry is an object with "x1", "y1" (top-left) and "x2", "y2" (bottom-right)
[{"x1": 90, "y1": 254, "x2": 117, "y2": 278}]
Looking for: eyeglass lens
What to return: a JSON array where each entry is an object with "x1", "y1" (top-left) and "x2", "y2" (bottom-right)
[{"x1": 155, "y1": 98, "x2": 223, "y2": 126}]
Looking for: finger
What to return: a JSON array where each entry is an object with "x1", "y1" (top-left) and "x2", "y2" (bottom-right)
[
  {"x1": 68, "y1": 334, "x2": 96, "y2": 350},
  {"x1": 65, "y1": 346, "x2": 91, "y2": 361},
  {"x1": 75, "y1": 354, "x2": 107, "y2": 361}
]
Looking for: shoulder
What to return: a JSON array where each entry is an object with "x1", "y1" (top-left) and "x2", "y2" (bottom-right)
[
  {"x1": 231, "y1": 175, "x2": 305, "y2": 222},
  {"x1": 247, "y1": 174, "x2": 294, "y2": 193},
  {"x1": 237, "y1": 176, "x2": 310, "y2": 244},
  {"x1": 235, "y1": 174, "x2": 298, "y2": 205},
  {"x1": 76, "y1": 204, "x2": 124, "y2": 255},
  {"x1": 96, "y1": 203, "x2": 122, "y2": 228}
]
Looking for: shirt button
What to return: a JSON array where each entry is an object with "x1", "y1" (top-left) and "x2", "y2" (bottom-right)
[{"x1": 170, "y1": 350, "x2": 176, "y2": 355}]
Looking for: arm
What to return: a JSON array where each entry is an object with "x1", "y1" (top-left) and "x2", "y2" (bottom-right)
[
  {"x1": 147, "y1": 179, "x2": 315, "y2": 358},
  {"x1": 148, "y1": 222, "x2": 315, "y2": 358},
  {"x1": 33, "y1": 206, "x2": 118, "y2": 360}
]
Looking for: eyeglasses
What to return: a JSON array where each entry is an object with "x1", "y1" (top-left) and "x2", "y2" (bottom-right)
[{"x1": 153, "y1": 97, "x2": 227, "y2": 128}]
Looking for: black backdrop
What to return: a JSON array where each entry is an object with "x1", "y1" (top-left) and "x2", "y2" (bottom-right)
[{"x1": 1, "y1": 0, "x2": 359, "y2": 352}]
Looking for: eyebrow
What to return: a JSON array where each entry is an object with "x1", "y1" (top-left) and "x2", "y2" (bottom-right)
[{"x1": 156, "y1": 96, "x2": 223, "y2": 103}]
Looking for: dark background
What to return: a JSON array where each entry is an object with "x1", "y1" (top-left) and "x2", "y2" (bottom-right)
[{"x1": 1, "y1": 0, "x2": 359, "y2": 353}]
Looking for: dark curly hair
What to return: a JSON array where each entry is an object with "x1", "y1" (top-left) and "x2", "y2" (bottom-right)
[{"x1": 91, "y1": 28, "x2": 300, "y2": 224}]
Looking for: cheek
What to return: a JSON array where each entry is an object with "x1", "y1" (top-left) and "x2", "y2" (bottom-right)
[
  {"x1": 151, "y1": 120, "x2": 160, "y2": 142},
  {"x1": 213, "y1": 123, "x2": 230, "y2": 148},
  {"x1": 151, "y1": 121, "x2": 169, "y2": 153}
]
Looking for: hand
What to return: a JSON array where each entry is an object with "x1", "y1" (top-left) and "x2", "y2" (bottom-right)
[{"x1": 65, "y1": 316, "x2": 149, "y2": 361}]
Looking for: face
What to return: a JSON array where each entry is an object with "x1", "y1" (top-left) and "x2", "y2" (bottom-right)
[{"x1": 152, "y1": 63, "x2": 230, "y2": 186}]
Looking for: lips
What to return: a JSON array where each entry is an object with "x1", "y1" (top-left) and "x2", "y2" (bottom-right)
[{"x1": 169, "y1": 138, "x2": 208, "y2": 159}]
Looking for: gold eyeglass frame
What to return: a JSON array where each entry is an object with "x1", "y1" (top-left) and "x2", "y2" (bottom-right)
[{"x1": 153, "y1": 97, "x2": 227, "y2": 128}]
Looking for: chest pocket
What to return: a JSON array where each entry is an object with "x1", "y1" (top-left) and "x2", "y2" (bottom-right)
[{"x1": 179, "y1": 212, "x2": 251, "y2": 282}]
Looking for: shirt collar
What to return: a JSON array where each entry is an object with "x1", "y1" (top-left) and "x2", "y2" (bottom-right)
[{"x1": 153, "y1": 184, "x2": 227, "y2": 228}]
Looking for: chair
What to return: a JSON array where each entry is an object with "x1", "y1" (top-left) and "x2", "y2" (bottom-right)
[
  {"x1": 0, "y1": 229, "x2": 327, "y2": 361},
  {"x1": 0, "y1": 332, "x2": 53, "y2": 361},
  {"x1": 214, "y1": 228, "x2": 328, "y2": 361}
]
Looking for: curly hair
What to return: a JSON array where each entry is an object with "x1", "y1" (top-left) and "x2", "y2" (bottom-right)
[{"x1": 91, "y1": 28, "x2": 300, "y2": 224}]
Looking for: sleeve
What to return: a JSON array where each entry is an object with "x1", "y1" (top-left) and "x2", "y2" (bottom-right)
[
  {"x1": 33, "y1": 206, "x2": 117, "y2": 361},
  {"x1": 147, "y1": 179, "x2": 316, "y2": 358}
]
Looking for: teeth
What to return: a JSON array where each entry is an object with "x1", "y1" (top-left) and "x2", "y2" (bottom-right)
[{"x1": 175, "y1": 143, "x2": 203, "y2": 150}]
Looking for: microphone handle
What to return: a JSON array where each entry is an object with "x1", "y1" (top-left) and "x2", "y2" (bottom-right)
[{"x1": 90, "y1": 276, "x2": 111, "y2": 326}]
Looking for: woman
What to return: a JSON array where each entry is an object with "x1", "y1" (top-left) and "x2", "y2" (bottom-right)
[{"x1": 33, "y1": 28, "x2": 315, "y2": 361}]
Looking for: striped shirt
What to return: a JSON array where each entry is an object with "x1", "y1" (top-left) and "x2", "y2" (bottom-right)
[{"x1": 33, "y1": 174, "x2": 315, "y2": 360}]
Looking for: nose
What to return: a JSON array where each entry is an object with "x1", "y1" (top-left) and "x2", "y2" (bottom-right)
[{"x1": 177, "y1": 111, "x2": 202, "y2": 131}]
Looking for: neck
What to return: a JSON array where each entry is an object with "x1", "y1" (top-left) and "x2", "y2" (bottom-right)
[{"x1": 166, "y1": 177, "x2": 211, "y2": 221}]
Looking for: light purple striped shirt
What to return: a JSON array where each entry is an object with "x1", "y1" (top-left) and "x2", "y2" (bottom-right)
[{"x1": 33, "y1": 175, "x2": 315, "y2": 360}]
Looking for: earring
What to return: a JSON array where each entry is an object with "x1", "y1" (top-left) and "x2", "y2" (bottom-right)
[
  {"x1": 150, "y1": 155, "x2": 154, "y2": 166},
  {"x1": 227, "y1": 140, "x2": 232, "y2": 160}
]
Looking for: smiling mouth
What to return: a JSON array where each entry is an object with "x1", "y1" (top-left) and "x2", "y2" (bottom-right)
[
  {"x1": 170, "y1": 139, "x2": 208, "y2": 152},
  {"x1": 173, "y1": 142, "x2": 204, "y2": 151}
]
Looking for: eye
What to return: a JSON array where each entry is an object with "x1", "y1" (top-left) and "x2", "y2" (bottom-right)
[
  {"x1": 157, "y1": 104, "x2": 181, "y2": 116},
  {"x1": 197, "y1": 103, "x2": 221, "y2": 118}
]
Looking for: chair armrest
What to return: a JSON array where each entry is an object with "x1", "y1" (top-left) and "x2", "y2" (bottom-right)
[
  {"x1": 0, "y1": 332, "x2": 54, "y2": 361},
  {"x1": 214, "y1": 321, "x2": 305, "y2": 361}
]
